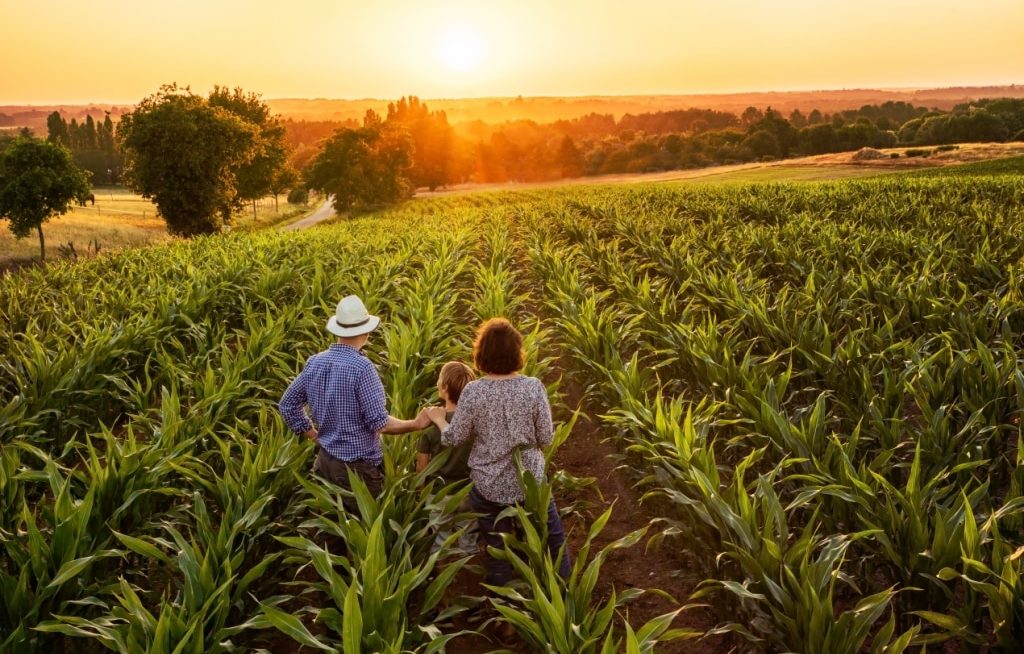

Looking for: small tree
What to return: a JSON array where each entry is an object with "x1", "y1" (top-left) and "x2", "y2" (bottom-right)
[
  {"x1": 46, "y1": 111, "x2": 69, "y2": 146},
  {"x1": 270, "y1": 165, "x2": 298, "y2": 212},
  {"x1": 0, "y1": 137, "x2": 91, "y2": 260},
  {"x1": 742, "y1": 129, "x2": 780, "y2": 159},
  {"x1": 556, "y1": 135, "x2": 584, "y2": 178},
  {"x1": 286, "y1": 187, "x2": 308, "y2": 205},
  {"x1": 118, "y1": 84, "x2": 258, "y2": 236}
]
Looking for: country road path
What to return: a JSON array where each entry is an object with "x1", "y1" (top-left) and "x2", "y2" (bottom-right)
[{"x1": 281, "y1": 196, "x2": 335, "y2": 230}]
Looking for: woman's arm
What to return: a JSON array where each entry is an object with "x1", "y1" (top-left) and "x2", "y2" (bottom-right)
[
  {"x1": 534, "y1": 379, "x2": 554, "y2": 447},
  {"x1": 436, "y1": 391, "x2": 473, "y2": 446}
]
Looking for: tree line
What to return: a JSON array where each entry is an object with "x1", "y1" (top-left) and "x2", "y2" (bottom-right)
[
  {"x1": 4, "y1": 86, "x2": 1024, "y2": 258},
  {"x1": 45, "y1": 112, "x2": 122, "y2": 184},
  {"x1": 343, "y1": 98, "x2": 1023, "y2": 184}
]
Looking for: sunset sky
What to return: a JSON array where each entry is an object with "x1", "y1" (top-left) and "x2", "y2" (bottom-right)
[{"x1": 3, "y1": 0, "x2": 1022, "y2": 104}]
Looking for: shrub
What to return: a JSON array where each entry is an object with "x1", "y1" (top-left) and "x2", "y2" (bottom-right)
[
  {"x1": 905, "y1": 148, "x2": 931, "y2": 158},
  {"x1": 935, "y1": 144, "x2": 959, "y2": 153},
  {"x1": 286, "y1": 187, "x2": 308, "y2": 204},
  {"x1": 890, "y1": 152, "x2": 901, "y2": 159}
]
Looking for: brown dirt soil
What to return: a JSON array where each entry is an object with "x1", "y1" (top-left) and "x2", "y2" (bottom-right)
[{"x1": 547, "y1": 367, "x2": 728, "y2": 654}]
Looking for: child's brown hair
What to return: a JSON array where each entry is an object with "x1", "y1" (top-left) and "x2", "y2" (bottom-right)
[{"x1": 439, "y1": 361, "x2": 475, "y2": 404}]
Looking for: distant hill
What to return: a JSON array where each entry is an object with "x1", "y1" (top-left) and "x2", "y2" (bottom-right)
[
  {"x1": 0, "y1": 104, "x2": 131, "y2": 133},
  {"x1": 263, "y1": 85, "x2": 1024, "y2": 124},
  {"x1": 3, "y1": 85, "x2": 1023, "y2": 133}
]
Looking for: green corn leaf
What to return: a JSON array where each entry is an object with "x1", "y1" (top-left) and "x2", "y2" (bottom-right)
[
  {"x1": 342, "y1": 582, "x2": 363, "y2": 654},
  {"x1": 259, "y1": 602, "x2": 333, "y2": 651}
]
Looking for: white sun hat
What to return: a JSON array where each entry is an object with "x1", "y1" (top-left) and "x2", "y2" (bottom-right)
[{"x1": 326, "y1": 295, "x2": 381, "y2": 337}]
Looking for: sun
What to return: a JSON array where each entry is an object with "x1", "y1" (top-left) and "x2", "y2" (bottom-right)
[{"x1": 435, "y1": 26, "x2": 486, "y2": 73}]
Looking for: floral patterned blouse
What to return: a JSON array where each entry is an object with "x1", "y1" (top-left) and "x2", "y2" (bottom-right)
[{"x1": 441, "y1": 376, "x2": 552, "y2": 504}]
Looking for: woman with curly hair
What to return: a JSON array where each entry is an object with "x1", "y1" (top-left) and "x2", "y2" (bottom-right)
[{"x1": 425, "y1": 318, "x2": 572, "y2": 586}]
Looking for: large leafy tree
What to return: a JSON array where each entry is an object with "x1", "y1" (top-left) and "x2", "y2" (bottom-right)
[
  {"x1": 0, "y1": 137, "x2": 91, "y2": 260},
  {"x1": 305, "y1": 112, "x2": 413, "y2": 213},
  {"x1": 118, "y1": 84, "x2": 259, "y2": 236},
  {"x1": 208, "y1": 86, "x2": 288, "y2": 220}
]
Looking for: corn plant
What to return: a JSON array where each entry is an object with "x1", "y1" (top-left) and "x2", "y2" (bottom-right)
[
  {"x1": 0, "y1": 462, "x2": 121, "y2": 652},
  {"x1": 39, "y1": 501, "x2": 280, "y2": 653},
  {"x1": 919, "y1": 497, "x2": 1024, "y2": 647},
  {"x1": 266, "y1": 470, "x2": 473, "y2": 652},
  {"x1": 2, "y1": 172, "x2": 1024, "y2": 652},
  {"x1": 487, "y1": 497, "x2": 697, "y2": 654}
]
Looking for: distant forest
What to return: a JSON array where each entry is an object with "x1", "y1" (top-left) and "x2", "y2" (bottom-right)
[
  {"x1": 4, "y1": 95, "x2": 1024, "y2": 188},
  {"x1": 283, "y1": 96, "x2": 1024, "y2": 186}
]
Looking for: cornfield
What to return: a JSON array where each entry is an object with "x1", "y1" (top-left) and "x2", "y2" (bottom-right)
[{"x1": 1, "y1": 171, "x2": 1022, "y2": 652}]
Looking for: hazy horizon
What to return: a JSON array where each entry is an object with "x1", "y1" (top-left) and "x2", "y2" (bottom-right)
[
  {"x1": 3, "y1": 0, "x2": 1022, "y2": 105},
  {"x1": 2, "y1": 83, "x2": 1022, "y2": 110}
]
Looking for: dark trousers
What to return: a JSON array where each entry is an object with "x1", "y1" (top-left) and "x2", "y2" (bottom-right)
[
  {"x1": 469, "y1": 485, "x2": 572, "y2": 586},
  {"x1": 313, "y1": 448, "x2": 384, "y2": 513}
]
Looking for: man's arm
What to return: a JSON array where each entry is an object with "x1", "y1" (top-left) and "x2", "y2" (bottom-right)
[
  {"x1": 354, "y1": 363, "x2": 432, "y2": 435},
  {"x1": 279, "y1": 364, "x2": 316, "y2": 441},
  {"x1": 355, "y1": 363, "x2": 391, "y2": 435},
  {"x1": 381, "y1": 409, "x2": 432, "y2": 435}
]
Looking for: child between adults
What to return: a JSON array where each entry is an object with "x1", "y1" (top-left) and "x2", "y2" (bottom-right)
[{"x1": 417, "y1": 361, "x2": 479, "y2": 553}]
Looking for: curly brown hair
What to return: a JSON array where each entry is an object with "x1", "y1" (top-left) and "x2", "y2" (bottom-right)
[{"x1": 473, "y1": 318, "x2": 525, "y2": 375}]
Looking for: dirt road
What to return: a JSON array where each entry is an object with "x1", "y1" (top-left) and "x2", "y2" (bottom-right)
[{"x1": 281, "y1": 197, "x2": 335, "y2": 230}]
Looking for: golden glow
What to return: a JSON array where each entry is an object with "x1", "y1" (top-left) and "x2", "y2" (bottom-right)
[
  {"x1": 0, "y1": 0, "x2": 1022, "y2": 103},
  {"x1": 435, "y1": 25, "x2": 486, "y2": 73}
]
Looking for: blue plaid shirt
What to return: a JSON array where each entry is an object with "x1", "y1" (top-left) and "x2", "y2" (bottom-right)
[{"x1": 278, "y1": 344, "x2": 389, "y2": 465}]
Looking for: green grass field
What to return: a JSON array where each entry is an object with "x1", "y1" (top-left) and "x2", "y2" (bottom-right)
[
  {"x1": 0, "y1": 189, "x2": 166, "y2": 265},
  {"x1": 3, "y1": 170, "x2": 1024, "y2": 652},
  {"x1": 673, "y1": 163, "x2": 888, "y2": 184},
  {"x1": 0, "y1": 190, "x2": 312, "y2": 266},
  {"x1": 905, "y1": 154, "x2": 1024, "y2": 177}
]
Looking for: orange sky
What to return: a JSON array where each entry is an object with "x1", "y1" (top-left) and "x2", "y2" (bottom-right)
[{"x1": 2, "y1": 0, "x2": 1022, "y2": 103}]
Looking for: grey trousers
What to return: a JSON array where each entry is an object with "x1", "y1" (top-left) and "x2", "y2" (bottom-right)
[{"x1": 312, "y1": 448, "x2": 384, "y2": 513}]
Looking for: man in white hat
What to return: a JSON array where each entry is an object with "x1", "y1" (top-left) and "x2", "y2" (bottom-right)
[{"x1": 279, "y1": 295, "x2": 428, "y2": 506}]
